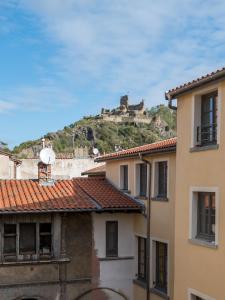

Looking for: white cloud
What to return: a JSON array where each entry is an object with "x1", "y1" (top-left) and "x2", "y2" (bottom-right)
[
  {"x1": 0, "y1": 83, "x2": 77, "y2": 113},
  {"x1": 14, "y1": 0, "x2": 225, "y2": 106},
  {"x1": 0, "y1": 100, "x2": 16, "y2": 113}
]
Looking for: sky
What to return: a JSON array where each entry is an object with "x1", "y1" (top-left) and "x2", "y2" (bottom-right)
[{"x1": 1, "y1": 0, "x2": 225, "y2": 149}]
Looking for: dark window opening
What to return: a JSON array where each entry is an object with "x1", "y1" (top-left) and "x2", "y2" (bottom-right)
[
  {"x1": 138, "y1": 237, "x2": 146, "y2": 281},
  {"x1": 40, "y1": 223, "x2": 52, "y2": 255},
  {"x1": 4, "y1": 224, "x2": 16, "y2": 255},
  {"x1": 139, "y1": 164, "x2": 147, "y2": 197},
  {"x1": 197, "y1": 192, "x2": 215, "y2": 242},
  {"x1": 155, "y1": 241, "x2": 167, "y2": 293},
  {"x1": 106, "y1": 221, "x2": 118, "y2": 257},
  {"x1": 157, "y1": 161, "x2": 167, "y2": 198},
  {"x1": 121, "y1": 165, "x2": 128, "y2": 190},
  {"x1": 197, "y1": 92, "x2": 217, "y2": 146},
  {"x1": 19, "y1": 223, "x2": 36, "y2": 254}
]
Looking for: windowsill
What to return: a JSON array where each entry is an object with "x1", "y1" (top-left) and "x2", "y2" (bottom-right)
[
  {"x1": 188, "y1": 238, "x2": 218, "y2": 249},
  {"x1": 1, "y1": 257, "x2": 70, "y2": 266},
  {"x1": 135, "y1": 196, "x2": 148, "y2": 200},
  {"x1": 150, "y1": 288, "x2": 169, "y2": 299},
  {"x1": 99, "y1": 256, "x2": 134, "y2": 261},
  {"x1": 133, "y1": 278, "x2": 147, "y2": 289},
  {"x1": 120, "y1": 189, "x2": 131, "y2": 194},
  {"x1": 190, "y1": 144, "x2": 219, "y2": 152},
  {"x1": 151, "y1": 197, "x2": 169, "y2": 202}
]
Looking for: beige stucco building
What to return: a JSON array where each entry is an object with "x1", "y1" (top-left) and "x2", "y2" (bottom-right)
[
  {"x1": 96, "y1": 138, "x2": 176, "y2": 300},
  {"x1": 166, "y1": 67, "x2": 225, "y2": 300},
  {"x1": 0, "y1": 150, "x2": 21, "y2": 179}
]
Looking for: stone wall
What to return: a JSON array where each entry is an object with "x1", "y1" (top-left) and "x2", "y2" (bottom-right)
[{"x1": 0, "y1": 212, "x2": 93, "y2": 300}]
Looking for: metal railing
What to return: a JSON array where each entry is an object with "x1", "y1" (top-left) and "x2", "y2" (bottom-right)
[{"x1": 196, "y1": 123, "x2": 217, "y2": 146}]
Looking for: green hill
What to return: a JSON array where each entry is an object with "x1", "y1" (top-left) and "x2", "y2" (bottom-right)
[{"x1": 12, "y1": 104, "x2": 176, "y2": 158}]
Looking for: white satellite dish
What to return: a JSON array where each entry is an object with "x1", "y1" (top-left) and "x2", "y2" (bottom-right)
[
  {"x1": 40, "y1": 148, "x2": 56, "y2": 165},
  {"x1": 93, "y1": 148, "x2": 99, "y2": 155}
]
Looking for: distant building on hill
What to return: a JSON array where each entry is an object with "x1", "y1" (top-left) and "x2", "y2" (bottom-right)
[{"x1": 99, "y1": 95, "x2": 151, "y2": 124}]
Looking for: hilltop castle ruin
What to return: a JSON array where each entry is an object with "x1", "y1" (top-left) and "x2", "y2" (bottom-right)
[{"x1": 100, "y1": 95, "x2": 151, "y2": 124}]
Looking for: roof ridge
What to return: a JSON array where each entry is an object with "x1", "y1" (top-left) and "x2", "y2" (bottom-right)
[{"x1": 74, "y1": 178, "x2": 102, "y2": 210}]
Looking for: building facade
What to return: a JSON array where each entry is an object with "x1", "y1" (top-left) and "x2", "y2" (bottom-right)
[
  {"x1": 165, "y1": 67, "x2": 225, "y2": 300},
  {"x1": 0, "y1": 151, "x2": 21, "y2": 179},
  {"x1": 0, "y1": 176, "x2": 141, "y2": 300},
  {"x1": 96, "y1": 138, "x2": 176, "y2": 300}
]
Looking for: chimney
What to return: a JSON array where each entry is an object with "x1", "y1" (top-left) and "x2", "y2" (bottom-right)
[{"x1": 38, "y1": 162, "x2": 51, "y2": 184}]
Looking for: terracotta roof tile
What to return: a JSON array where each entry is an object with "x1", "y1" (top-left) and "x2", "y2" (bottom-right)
[
  {"x1": 165, "y1": 67, "x2": 225, "y2": 100},
  {"x1": 95, "y1": 138, "x2": 177, "y2": 162},
  {"x1": 75, "y1": 177, "x2": 140, "y2": 209},
  {"x1": 0, "y1": 178, "x2": 142, "y2": 213}
]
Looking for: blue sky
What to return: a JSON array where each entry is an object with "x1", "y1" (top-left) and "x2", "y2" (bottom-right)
[{"x1": 1, "y1": 0, "x2": 225, "y2": 149}]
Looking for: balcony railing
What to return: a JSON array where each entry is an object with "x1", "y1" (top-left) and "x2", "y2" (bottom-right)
[{"x1": 196, "y1": 123, "x2": 217, "y2": 146}]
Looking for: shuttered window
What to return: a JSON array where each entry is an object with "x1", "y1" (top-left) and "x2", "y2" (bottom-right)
[
  {"x1": 158, "y1": 161, "x2": 167, "y2": 197},
  {"x1": 121, "y1": 165, "x2": 128, "y2": 190},
  {"x1": 155, "y1": 241, "x2": 167, "y2": 293},
  {"x1": 138, "y1": 237, "x2": 146, "y2": 281},
  {"x1": 106, "y1": 221, "x2": 118, "y2": 257},
  {"x1": 139, "y1": 163, "x2": 147, "y2": 197}
]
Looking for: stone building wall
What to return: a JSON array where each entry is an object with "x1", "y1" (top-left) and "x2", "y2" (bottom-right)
[{"x1": 0, "y1": 213, "x2": 93, "y2": 300}]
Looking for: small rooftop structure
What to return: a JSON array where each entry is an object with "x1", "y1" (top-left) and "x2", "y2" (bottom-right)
[{"x1": 81, "y1": 164, "x2": 106, "y2": 177}]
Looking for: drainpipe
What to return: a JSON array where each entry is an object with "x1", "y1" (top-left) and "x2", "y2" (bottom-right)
[
  {"x1": 139, "y1": 154, "x2": 151, "y2": 300},
  {"x1": 168, "y1": 98, "x2": 177, "y2": 111}
]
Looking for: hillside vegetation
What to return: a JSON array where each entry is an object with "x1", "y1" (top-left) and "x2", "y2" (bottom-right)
[{"x1": 12, "y1": 104, "x2": 176, "y2": 158}]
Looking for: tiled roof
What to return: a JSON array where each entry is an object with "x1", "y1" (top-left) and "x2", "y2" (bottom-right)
[
  {"x1": 81, "y1": 164, "x2": 105, "y2": 176},
  {"x1": 165, "y1": 67, "x2": 225, "y2": 100},
  {"x1": 95, "y1": 138, "x2": 177, "y2": 162},
  {"x1": 76, "y1": 177, "x2": 139, "y2": 209},
  {"x1": 0, "y1": 178, "x2": 142, "y2": 213}
]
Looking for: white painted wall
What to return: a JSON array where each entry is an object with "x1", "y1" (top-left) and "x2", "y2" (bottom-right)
[
  {"x1": 17, "y1": 158, "x2": 97, "y2": 179},
  {"x1": 0, "y1": 154, "x2": 15, "y2": 179},
  {"x1": 93, "y1": 213, "x2": 135, "y2": 300}
]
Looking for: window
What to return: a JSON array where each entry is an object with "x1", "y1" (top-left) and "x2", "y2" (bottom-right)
[
  {"x1": 195, "y1": 91, "x2": 218, "y2": 147},
  {"x1": 4, "y1": 224, "x2": 16, "y2": 257},
  {"x1": 20, "y1": 223, "x2": 36, "y2": 254},
  {"x1": 155, "y1": 241, "x2": 167, "y2": 293},
  {"x1": 137, "y1": 237, "x2": 146, "y2": 281},
  {"x1": 136, "y1": 163, "x2": 147, "y2": 197},
  {"x1": 197, "y1": 192, "x2": 215, "y2": 242},
  {"x1": 120, "y1": 165, "x2": 128, "y2": 190},
  {"x1": 106, "y1": 221, "x2": 118, "y2": 257},
  {"x1": 3, "y1": 222, "x2": 52, "y2": 261},
  {"x1": 157, "y1": 161, "x2": 167, "y2": 198},
  {"x1": 39, "y1": 223, "x2": 52, "y2": 255}
]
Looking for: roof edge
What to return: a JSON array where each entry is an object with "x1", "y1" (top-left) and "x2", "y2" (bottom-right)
[
  {"x1": 95, "y1": 145, "x2": 176, "y2": 162},
  {"x1": 165, "y1": 68, "x2": 225, "y2": 100}
]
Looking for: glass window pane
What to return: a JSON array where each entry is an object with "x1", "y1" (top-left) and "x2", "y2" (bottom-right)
[
  {"x1": 19, "y1": 223, "x2": 36, "y2": 254},
  {"x1": 106, "y1": 221, "x2": 118, "y2": 257}
]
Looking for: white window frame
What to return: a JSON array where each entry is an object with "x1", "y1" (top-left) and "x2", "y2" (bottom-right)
[
  {"x1": 150, "y1": 237, "x2": 170, "y2": 297},
  {"x1": 189, "y1": 187, "x2": 219, "y2": 246},
  {"x1": 191, "y1": 84, "x2": 221, "y2": 148},
  {"x1": 152, "y1": 158, "x2": 169, "y2": 199},
  {"x1": 134, "y1": 161, "x2": 150, "y2": 198},
  {"x1": 188, "y1": 288, "x2": 215, "y2": 300}
]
